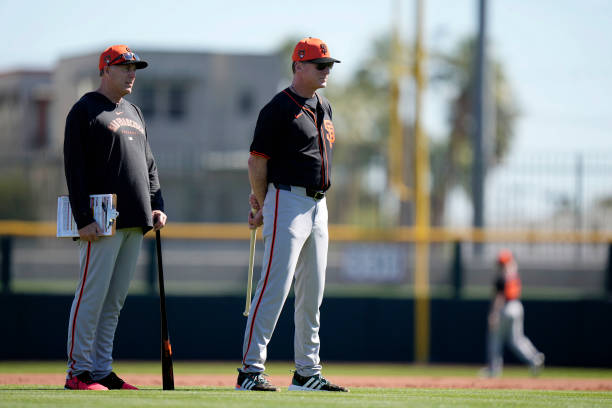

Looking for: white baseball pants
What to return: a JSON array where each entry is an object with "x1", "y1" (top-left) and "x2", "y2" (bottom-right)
[
  {"x1": 241, "y1": 184, "x2": 328, "y2": 377},
  {"x1": 487, "y1": 299, "x2": 542, "y2": 374}
]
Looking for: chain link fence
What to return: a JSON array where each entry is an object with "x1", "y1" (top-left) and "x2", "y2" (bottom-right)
[{"x1": 1, "y1": 151, "x2": 611, "y2": 298}]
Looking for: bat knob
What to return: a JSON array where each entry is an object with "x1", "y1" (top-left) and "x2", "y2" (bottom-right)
[{"x1": 243, "y1": 311, "x2": 249, "y2": 317}]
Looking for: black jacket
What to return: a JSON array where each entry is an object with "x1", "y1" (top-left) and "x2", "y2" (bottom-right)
[{"x1": 64, "y1": 92, "x2": 163, "y2": 232}]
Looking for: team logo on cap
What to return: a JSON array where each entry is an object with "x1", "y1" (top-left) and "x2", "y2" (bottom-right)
[
  {"x1": 320, "y1": 43, "x2": 328, "y2": 55},
  {"x1": 104, "y1": 56, "x2": 111, "y2": 64},
  {"x1": 298, "y1": 50, "x2": 305, "y2": 59}
]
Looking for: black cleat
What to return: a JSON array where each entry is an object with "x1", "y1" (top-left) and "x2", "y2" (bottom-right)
[
  {"x1": 288, "y1": 372, "x2": 349, "y2": 392},
  {"x1": 235, "y1": 369, "x2": 279, "y2": 391},
  {"x1": 97, "y1": 371, "x2": 138, "y2": 390}
]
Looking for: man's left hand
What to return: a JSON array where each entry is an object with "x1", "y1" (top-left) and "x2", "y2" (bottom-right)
[{"x1": 153, "y1": 210, "x2": 167, "y2": 231}]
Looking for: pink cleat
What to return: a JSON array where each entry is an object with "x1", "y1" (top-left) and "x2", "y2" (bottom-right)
[{"x1": 65, "y1": 372, "x2": 108, "y2": 390}]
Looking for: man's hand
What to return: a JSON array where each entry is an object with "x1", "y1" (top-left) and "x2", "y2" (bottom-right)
[
  {"x1": 153, "y1": 210, "x2": 167, "y2": 231},
  {"x1": 247, "y1": 154, "x2": 267, "y2": 230},
  {"x1": 248, "y1": 209, "x2": 263, "y2": 229},
  {"x1": 249, "y1": 193, "x2": 261, "y2": 212},
  {"x1": 78, "y1": 222, "x2": 103, "y2": 242},
  {"x1": 248, "y1": 193, "x2": 263, "y2": 229}
]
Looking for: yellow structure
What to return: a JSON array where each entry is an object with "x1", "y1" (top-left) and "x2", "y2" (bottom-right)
[{"x1": 412, "y1": 0, "x2": 431, "y2": 363}]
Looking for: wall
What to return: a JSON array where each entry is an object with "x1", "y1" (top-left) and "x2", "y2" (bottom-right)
[{"x1": 1, "y1": 294, "x2": 610, "y2": 366}]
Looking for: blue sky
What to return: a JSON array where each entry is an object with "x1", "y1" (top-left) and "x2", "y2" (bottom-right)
[{"x1": 2, "y1": 0, "x2": 611, "y2": 158}]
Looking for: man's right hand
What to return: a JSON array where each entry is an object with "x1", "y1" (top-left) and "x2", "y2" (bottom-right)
[
  {"x1": 248, "y1": 193, "x2": 263, "y2": 229},
  {"x1": 248, "y1": 208, "x2": 263, "y2": 229},
  {"x1": 247, "y1": 154, "x2": 267, "y2": 230},
  {"x1": 78, "y1": 222, "x2": 103, "y2": 242},
  {"x1": 249, "y1": 193, "x2": 261, "y2": 212}
]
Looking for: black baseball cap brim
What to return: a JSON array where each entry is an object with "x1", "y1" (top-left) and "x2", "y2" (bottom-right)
[{"x1": 118, "y1": 60, "x2": 148, "y2": 69}]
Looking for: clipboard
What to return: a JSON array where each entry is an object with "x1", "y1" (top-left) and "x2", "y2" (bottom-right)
[{"x1": 57, "y1": 194, "x2": 119, "y2": 238}]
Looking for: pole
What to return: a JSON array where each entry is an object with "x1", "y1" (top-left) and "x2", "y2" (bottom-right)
[
  {"x1": 389, "y1": 0, "x2": 411, "y2": 217},
  {"x1": 413, "y1": 0, "x2": 430, "y2": 363},
  {"x1": 1, "y1": 237, "x2": 12, "y2": 294},
  {"x1": 574, "y1": 153, "x2": 584, "y2": 261},
  {"x1": 472, "y1": 0, "x2": 488, "y2": 254}
]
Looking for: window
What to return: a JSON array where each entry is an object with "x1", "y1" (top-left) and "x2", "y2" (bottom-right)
[
  {"x1": 237, "y1": 90, "x2": 254, "y2": 115},
  {"x1": 33, "y1": 99, "x2": 49, "y2": 148},
  {"x1": 168, "y1": 86, "x2": 186, "y2": 119},
  {"x1": 138, "y1": 86, "x2": 155, "y2": 118}
]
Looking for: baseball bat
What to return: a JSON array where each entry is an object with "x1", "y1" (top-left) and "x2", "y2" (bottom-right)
[
  {"x1": 156, "y1": 229, "x2": 175, "y2": 390},
  {"x1": 243, "y1": 209, "x2": 257, "y2": 316}
]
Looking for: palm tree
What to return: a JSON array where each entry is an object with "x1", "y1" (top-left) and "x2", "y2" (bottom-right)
[
  {"x1": 324, "y1": 36, "x2": 398, "y2": 225},
  {"x1": 429, "y1": 37, "x2": 519, "y2": 225}
]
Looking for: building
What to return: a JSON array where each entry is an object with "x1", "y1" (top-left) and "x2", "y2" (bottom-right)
[
  {"x1": 0, "y1": 70, "x2": 57, "y2": 220},
  {"x1": 0, "y1": 70, "x2": 52, "y2": 153}
]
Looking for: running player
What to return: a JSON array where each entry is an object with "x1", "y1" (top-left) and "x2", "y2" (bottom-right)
[{"x1": 482, "y1": 249, "x2": 545, "y2": 377}]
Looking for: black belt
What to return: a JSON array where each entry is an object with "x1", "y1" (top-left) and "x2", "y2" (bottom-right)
[{"x1": 274, "y1": 183, "x2": 325, "y2": 200}]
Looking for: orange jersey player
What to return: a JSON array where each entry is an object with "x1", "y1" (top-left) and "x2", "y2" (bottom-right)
[{"x1": 482, "y1": 250, "x2": 545, "y2": 377}]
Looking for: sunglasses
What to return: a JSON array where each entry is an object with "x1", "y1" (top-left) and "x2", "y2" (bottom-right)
[
  {"x1": 307, "y1": 61, "x2": 334, "y2": 71},
  {"x1": 108, "y1": 52, "x2": 141, "y2": 66}
]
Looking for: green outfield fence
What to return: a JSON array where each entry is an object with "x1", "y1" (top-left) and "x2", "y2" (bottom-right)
[{"x1": 2, "y1": 221, "x2": 612, "y2": 366}]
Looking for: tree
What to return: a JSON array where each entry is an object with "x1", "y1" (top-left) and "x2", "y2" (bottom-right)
[
  {"x1": 429, "y1": 37, "x2": 519, "y2": 225},
  {"x1": 328, "y1": 33, "x2": 519, "y2": 226},
  {"x1": 323, "y1": 35, "x2": 399, "y2": 225}
]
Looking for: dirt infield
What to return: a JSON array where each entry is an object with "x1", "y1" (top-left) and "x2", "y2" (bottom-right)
[{"x1": 2, "y1": 374, "x2": 612, "y2": 391}]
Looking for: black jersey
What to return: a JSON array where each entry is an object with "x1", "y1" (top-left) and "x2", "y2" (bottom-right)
[
  {"x1": 249, "y1": 88, "x2": 336, "y2": 191},
  {"x1": 63, "y1": 92, "x2": 163, "y2": 231}
]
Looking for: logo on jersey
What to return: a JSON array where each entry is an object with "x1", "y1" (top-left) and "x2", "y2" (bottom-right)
[
  {"x1": 323, "y1": 120, "x2": 335, "y2": 146},
  {"x1": 108, "y1": 118, "x2": 145, "y2": 136}
]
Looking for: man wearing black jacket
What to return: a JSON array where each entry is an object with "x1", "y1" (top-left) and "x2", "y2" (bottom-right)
[{"x1": 63, "y1": 45, "x2": 166, "y2": 391}]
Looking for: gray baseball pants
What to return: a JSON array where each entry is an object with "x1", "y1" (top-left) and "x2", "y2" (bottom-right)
[
  {"x1": 487, "y1": 299, "x2": 541, "y2": 374},
  {"x1": 66, "y1": 227, "x2": 143, "y2": 380},
  {"x1": 241, "y1": 184, "x2": 328, "y2": 377}
]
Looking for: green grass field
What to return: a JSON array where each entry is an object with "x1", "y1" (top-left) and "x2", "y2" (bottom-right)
[
  {"x1": 3, "y1": 387, "x2": 611, "y2": 408},
  {"x1": 1, "y1": 361, "x2": 611, "y2": 408}
]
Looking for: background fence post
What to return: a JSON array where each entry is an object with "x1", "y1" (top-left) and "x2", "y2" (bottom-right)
[
  {"x1": 1, "y1": 236, "x2": 13, "y2": 294},
  {"x1": 605, "y1": 243, "x2": 612, "y2": 298},
  {"x1": 451, "y1": 240, "x2": 463, "y2": 299}
]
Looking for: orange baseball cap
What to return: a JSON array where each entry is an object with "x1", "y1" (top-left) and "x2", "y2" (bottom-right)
[
  {"x1": 99, "y1": 45, "x2": 148, "y2": 72},
  {"x1": 292, "y1": 37, "x2": 341, "y2": 63},
  {"x1": 497, "y1": 249, "x2": 514, "y2": 265}
]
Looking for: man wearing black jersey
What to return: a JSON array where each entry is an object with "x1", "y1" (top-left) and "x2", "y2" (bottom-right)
[
  {"x1": 236, "y1": 37, "x2": 347, "y2": 392},
  {"x1": 63, "y1": 45, "x2": 166, "y2": 391}
]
